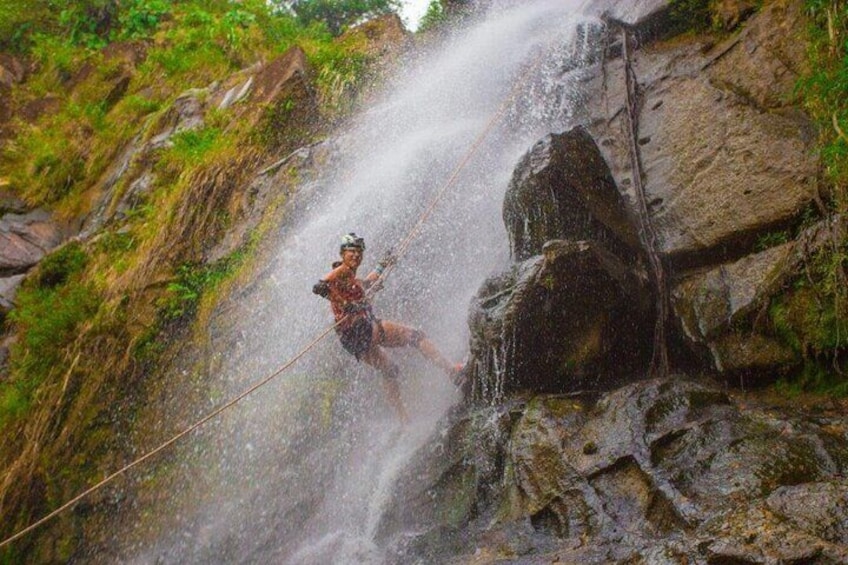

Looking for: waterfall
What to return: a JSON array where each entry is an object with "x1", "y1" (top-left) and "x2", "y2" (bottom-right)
[{"x1": 112, "y1": 1, "x2": 604, "y2": 562}]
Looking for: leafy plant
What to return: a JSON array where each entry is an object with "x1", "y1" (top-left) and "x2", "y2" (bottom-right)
[
  {"x1": 116, "y1": 0, "x2": 170, "y2": 40},
  {"x1": 0, "y1": 0, "x2": 50, "y2": 52},
  {"x1": 159, "y1": 251, "x2": 244, "y2": 320},
  {"x1": 418, "y1": 0, "x2": 447, "y2": 33},
  {"x1": 219, "y1": 7, "x2": 257, "y2": 48},
  {"x1": 34, "y1": 242, "x2": 89, "y2": 288},
  {"x1": 753, "y1": 230, "x2": 790, "y2": 252},
  {"x1": 285, "y1": 0, "x2": 401, "y2": 36},
  {"x1": 58, "y1": 1, "x2": 114, "y2": 49},
  {"x1": 160, "y1": 127, "x2": 222, "y2": 169},
  {"x1": 799, "y1": 0, "x2": 848, "y2": 195}
]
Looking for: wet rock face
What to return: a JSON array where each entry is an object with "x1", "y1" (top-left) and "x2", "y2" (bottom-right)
[
  {"x1": 671, "y1": 218, "x2": 841, "y2": 378},
  {"x1": 502, "y1": 127, "x2": 638, "y2": 262},
  {"x1": 586, "y1": 0, "x2": 669, "y2": 27},
  {"x1": 589, "y1": 0, "x2": 817, "y2": 266},
  {"x1": 467, "y1": 239, "x2": 652, "y2": 402},
  {"x1": 637, "y1": 73, "x2": 817, "y2": 262},
  {"x1": 379, "y1": 379, "x2": 848, "y2": 564}
]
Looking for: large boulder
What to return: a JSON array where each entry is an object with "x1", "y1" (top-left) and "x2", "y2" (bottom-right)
[
  {"x1": 378, "y1": 378, "x2": 848, "y2": 564},
  {"x1": 588, "y1": 1, "x2": 819, "y2": 265},
  {"x1": 245, "y1": 46, "x2": 319, "y2": 152},
  {"x1": 249, "y1": 46, "x2": 311, "y2": 107},
  {"x1": 637, "y1": 74, "x2": 817, "y2": 263},
  {"x1": 0, "y1": 210, "x2": 67, "y2": 276},
  {"x1": 467, "y1": 239, "x2": 652, "y2": 402},
  {"x1": 503, "y1": 128, "x2": 640, "y2": 261},
  {"x1": 586, "y1": 0, "x2": 669, "y2": 27},
  {"x1": 672, "y1": 218, "x2": 840, "y2": 378},
  {"x1": 0, "y1": 274, "x2": 25, "y2": 325}
]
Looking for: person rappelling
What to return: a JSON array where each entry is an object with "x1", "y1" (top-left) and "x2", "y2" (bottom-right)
[{"x1": 313, "y1": 233, "x2": 464, "y2": 423}]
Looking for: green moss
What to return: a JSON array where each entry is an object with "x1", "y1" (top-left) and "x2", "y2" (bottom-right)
[
  {"x1": 0, "y1": 243, "x2": 102, "y2": 429},
  {"x1": 769, "y1": 287, "x2": 848, "y2": 396},
  {"x1": 157, "y1": 248, "x2": 246, "y2": 321},
  {"x1": 34, "y1": 242, "x2": 89, "y2": 288},
  {"x1": 161, "y1": 127, "x2": 222, "y2": 168},
  {"x1": 116, "y1": 0, "x2": 170, "y2": 40},
  {"x1": 0, "y1": 384, "x2": 30, "y2": 428},
  {"x1": 1, "y1": 287, "x2": 101, "y2": 430},
  {"x1": 799, "y1": 1, "x2": 848, "y2": 192},
  {"x1": 753, "y1": 229, "x2": 790, "y2": 252},
  {"x1": 667, "y1": 0, "x2": 713, "y2": 33},
  {"x1": 769, "y1": 0, "x2": 848, "y2": 401}
]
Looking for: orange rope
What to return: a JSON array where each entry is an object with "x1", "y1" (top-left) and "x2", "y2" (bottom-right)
[
  {"x1": 376, "y1": 50, "x2": 547, "y2": 285},
  {"x1": 0, "y1": 320, "x2": 343, "y2": 550}
]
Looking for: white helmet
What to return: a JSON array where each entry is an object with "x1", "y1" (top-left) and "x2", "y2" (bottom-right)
[{"x1": 340, "y1": 232, "x2": 365, "y2": 253}]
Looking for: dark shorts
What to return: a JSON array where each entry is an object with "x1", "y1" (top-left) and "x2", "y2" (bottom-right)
[{"x1": 338, "y1": 317, "x2": 374, "y2": 360}]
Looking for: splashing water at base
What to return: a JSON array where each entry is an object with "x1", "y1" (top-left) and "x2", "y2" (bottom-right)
[{"x1": 108, "y1": 1, "x2": 606, "y2": 562}]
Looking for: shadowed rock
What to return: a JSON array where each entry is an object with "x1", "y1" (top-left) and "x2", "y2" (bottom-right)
[
  {"x1": 503, "y1": 127, "x2": 639, "y2": 262},
  {"x1": 467, "y1": 239, "x2": 651, "y2": 402},
  {"x1": 0, "y1": 274, "x2": 25, "y2": 324}
]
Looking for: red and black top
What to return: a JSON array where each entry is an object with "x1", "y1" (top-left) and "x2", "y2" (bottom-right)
[{"x1": 320, "y1": 263, "x2": 373, "y2": 331}]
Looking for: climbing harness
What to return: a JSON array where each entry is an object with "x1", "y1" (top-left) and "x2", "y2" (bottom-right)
[{"x1": 0, "y1": 47, "x2": 550, "y2": 550}]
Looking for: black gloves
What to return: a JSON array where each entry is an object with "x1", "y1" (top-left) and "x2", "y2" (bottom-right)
[{"x1": 312, "y1": 280, "x2": 330, "y2": 298}]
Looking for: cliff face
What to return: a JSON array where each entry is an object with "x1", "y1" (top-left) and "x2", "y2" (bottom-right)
[
  {"x1": 374, "y1": 1, "x2": 848, "y2": 562},
  {"x1": 467, "y1": 0, "x2": 828, "y2": 400},
  {"x1": 0, "y1": 13, "x2": 409, "y2": 560},
  {"x1": 2, "y1": 1, "x2": 846, "y2": 561}
]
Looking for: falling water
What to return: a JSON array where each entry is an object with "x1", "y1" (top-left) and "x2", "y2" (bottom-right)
[{"x1": 106, "y1": 1, "x2": 606, "y2": 562}]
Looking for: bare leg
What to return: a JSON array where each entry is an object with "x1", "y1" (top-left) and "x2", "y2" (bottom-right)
[
  {"x1": 377, "y1": 320, "x2": 458, "y2": 376},
  {"x1": 360, "y1": 344, "x2": 409, "y2": 424}
]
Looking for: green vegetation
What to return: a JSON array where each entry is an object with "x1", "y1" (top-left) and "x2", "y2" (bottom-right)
[
  {"x1": 768, "y1": 0, "x2": 848, "y2": 396},
  {"x1": 160, "y1": 251, "x2": 246, "y2": 321},
  {"x1": 0, "y1": 0, "x2": 392, "y2": 212},
  {"x1": 0, "y1": 244, "x2": 101, "y2": 428},
  {"x1": 285, "y1": 0, "x2": 400, "y2": 36},
  {"x1": 419, "y1": 1, "x2": 448, "y2": 33},
  {"x1": 667, "y1": 0, "x2": 714, "y2": 32},
  {"x1": 753, "y1": 230, "x2": 790, "y2": 253},
  {"x1": 799, "y1": 0, "x2": 848, "y2": 200},
  {"x1": 0, "y1": 1, "x2": 403, "y2": 555}
]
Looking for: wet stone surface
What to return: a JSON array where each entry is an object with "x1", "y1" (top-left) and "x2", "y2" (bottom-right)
[{"x1": 378, "y1": 378, "x2": 848, "y2": 564}]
